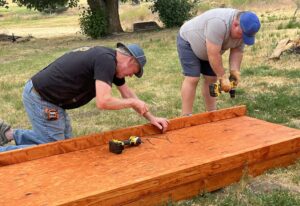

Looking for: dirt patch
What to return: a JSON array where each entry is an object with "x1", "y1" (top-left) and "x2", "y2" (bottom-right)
[{"x1": 0, "y1": 26, "x2": 81, "y2": 39}]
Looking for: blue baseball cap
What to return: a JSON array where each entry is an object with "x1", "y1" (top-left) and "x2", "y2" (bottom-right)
[
  {"x1": 240, "y1": 11, "x2": 261, "y2": 45},
  {"x1": 116, "y1": 42, "x2": 147, "y2": 78}
]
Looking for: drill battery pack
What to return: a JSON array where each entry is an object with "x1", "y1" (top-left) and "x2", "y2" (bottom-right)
[
  {"x1": 209, "y1": 83, "x2": 221, "y2": 97},
  {"x1": 109, "y1": 140, "x2": 124, "y2": 154}
]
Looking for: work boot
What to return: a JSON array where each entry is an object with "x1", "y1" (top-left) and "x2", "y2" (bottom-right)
[{"x1": 0, "y1": 119, "x2": 11, "y2": 146}]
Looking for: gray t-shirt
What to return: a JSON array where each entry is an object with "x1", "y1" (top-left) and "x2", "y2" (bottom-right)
[{"x1": 179, "y1": 8, "x2": 244, "y2": 60}]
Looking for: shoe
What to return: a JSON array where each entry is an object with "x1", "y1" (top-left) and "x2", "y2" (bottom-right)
[{"x1": 0, "y1": 119, "x2": 11, "y2": 146}]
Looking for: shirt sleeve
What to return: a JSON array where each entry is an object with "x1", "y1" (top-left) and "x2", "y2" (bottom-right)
[
  {"x1": 205, "y1": 18, "x2": 227, "y2": 45},
  {"x1": 112, "y1": 76, "x2": 125, "y2": 86},
  {"x1": 93, "y1": 53, "x2": 116, "y2": 87}
]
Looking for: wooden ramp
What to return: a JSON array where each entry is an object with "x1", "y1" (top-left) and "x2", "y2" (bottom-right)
[{"x1": 0, "y1": 106, "x2": 299, "y2": 206}]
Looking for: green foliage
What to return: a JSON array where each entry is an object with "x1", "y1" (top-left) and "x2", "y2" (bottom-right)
[
  {"x1": 230, "y1": 0, "x2": 250, "y2": 6},
  {"x1": 242, "y1": 65, "x2": 300, "y2": 78},
  {"x1": 218, "y1": 189, "x2": 300, "y2": 206},
  {"x1": 12, "y1": 0, "x2": 78, "y2": 12},
  {"x1": 150, "y1": 0, "x2": 193, "y2": 28},
  {"x1": 285, "y1": 20, "x2": 300, "y2": 28},
  {"x1": 174, "y1": 188, "x2": 300, "y2": 206},
  {"x1": 0, "y1": 0, "x2": 8, "y2": 8},
  {"x1": 258, "y1": 190, "x2": 300, "y2": 206},
  {"x1": 229, "y1": 0, "x2": 277, "y2": 6},
  {"x1": 234, "y1": 83, "x2": 300, "y2": 126},
  {"x1": 277, "y1": 20, "x2": 300, "y2": 30},
  {"x1": 79, "y1": 8, "x2": 108, "y2": 39},
  {"x1": 291, "y1": 161, "x2": 300, "y2": 184}
]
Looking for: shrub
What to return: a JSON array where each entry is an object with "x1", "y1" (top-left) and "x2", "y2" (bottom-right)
[
  {"x1": 79, "y1": 8, "x2": 108, "y2": 39},
  {"x1": 150, "y1": 0, "x2": 193, "y2": 28}
]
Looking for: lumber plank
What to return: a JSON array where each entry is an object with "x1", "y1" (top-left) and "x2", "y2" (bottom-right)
[
  {"x1": 0, "y1": 105, "x2": 246, "y2": 166},
  {"x1": 0, "y1": 114, "x2": 299, "y2": 206}
]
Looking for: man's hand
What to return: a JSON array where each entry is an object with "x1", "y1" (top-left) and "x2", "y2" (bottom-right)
[
  {"x1": 229, "y1": 70, "x2": 241, "y2": 85},
  {"x1": 149, "y1": 117, "x2": 169, "y2": 133},
  {"x1": 132, "y1": 99, "x2": 149, "y2": 116},
  {"x1": 218, "y1": 75, "x2": 231, "y2": 92}
]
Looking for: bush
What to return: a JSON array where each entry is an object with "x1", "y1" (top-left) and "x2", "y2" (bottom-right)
[
  {"x1": 150, "y1": 0, "x2": 193, "y2": 28},
  {"x1": 79, "y1": 8, "x2": 108, "y2": 39}
]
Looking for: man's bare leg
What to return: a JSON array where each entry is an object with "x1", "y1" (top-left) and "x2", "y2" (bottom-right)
[
  {"x1": 181, "y1": 76, "x2": 200, "y2": 115},
  {"x1": 202, "y1": 75, "x2": 218, "y2": 111}
]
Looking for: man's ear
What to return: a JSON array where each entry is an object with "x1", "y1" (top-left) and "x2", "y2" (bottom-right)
[
  {"x1": 117, "y1": 51, "x2": 130, "y2": 64},
  {"x1": 233, "y1": 19, "x2": 238, "y2": 27}
]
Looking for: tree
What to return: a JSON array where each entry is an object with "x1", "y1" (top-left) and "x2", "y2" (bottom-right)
[
  {"x1": 1, "y1": 0, "x2": 124, "y2": 34},
  {"x1": 0, "y1": 0, "x2": 8, "y2": 8},
  {"x1": 87, "y1": 0, "x2": 123, "y2": 33},
  {"x1": 13, "y1": 0, "x2": 79, "y2": 12}
]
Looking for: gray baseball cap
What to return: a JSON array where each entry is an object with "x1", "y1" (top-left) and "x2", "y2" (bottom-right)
[{"x1": 116, "y1": 42, "x2": 147, "y2": 78}]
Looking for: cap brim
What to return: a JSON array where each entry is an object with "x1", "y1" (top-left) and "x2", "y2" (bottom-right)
[
  {"x1": 116, "y1": 42, "x2": 128, "y2": 52},
  {"x1": 116, "y1": 42, "x2": 143, "y2": 78},
  {"x1": 243, "y1": 34, "x2": 255, "y2": 45},
  {"x1": 135, "y1": 68, "x2": 143, "y2": 78}
]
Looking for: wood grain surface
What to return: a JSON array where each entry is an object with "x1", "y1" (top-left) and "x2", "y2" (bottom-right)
[{"x1": 0, "y1": 106, "x2": 246, "y2": 166}]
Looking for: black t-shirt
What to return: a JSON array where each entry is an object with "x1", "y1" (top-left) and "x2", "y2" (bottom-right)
[{"x1": 32, "y1": 46, "x2": 125, "y2": 109}]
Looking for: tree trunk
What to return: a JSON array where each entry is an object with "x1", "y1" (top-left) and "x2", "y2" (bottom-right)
[
  {"x1": 87, "y1": 0, "x2": 123, "y2": 34},
  {"x1": 87, "y1": 0, "x2": 103, "y2": 11},
  {"x1": 106, "y1": 0, "x2": 123, "y2": 33}
]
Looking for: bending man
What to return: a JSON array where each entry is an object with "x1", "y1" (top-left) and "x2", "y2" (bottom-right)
[
  {"x1": 0, "y1": 43, "x2": 169, "y2": 152},
  {"x1": 177, "y1": 8, "x2": 260, "y2": 114}
]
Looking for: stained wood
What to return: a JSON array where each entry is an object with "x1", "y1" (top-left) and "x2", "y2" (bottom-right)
[
  {"x1": 0, "y1": 105, "x2": 246, "y2": 166},
  {"x1": 0, "y1": 107, "x2": 299, "y2": 206}
]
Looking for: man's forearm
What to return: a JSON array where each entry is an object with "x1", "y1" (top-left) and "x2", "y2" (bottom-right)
[
  {"x1": 229, "y1": 48, "x2": 243, "y2": 71},
  {"x1": 208, "y1": 53, "x2": 225, "y2": 78},
  {"x1": 96, "y1": 96, "x2": 135, "y2": 110},
  {"x1": 142, "y1": 111, "x2": 155, "y2": 122}
]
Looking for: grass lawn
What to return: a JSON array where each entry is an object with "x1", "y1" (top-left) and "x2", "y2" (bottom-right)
[{"x1": 0, "y1": 0, "x2": 299, "y2": 205}]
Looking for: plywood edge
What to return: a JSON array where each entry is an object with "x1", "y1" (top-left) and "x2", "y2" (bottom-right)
[{"x1": 0, "y1": 105, "x2": 246, "y2": 166}]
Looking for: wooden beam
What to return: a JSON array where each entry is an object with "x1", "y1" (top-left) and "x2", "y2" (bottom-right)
[{"x1": 0, "y1": 105, "x2": 246, "y2": 166}]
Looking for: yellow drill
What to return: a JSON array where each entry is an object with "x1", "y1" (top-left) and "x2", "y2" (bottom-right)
[
  {"x1": 209, "y1": 75, "x2": 238, "y2": 98},
  {"x1": 109, "y1": 136, "x2": 142, "y2": 154}
]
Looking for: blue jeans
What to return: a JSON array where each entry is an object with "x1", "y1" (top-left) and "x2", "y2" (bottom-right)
[{"x1": 0, "y1": 80, "x2": 72, "y2": 152}]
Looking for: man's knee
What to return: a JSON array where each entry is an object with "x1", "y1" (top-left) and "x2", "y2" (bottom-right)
[
  {"x1": 46, "y1": 130, "x2": 66, "y2": 142},
  {"x1": 183, "y1": 76, "x2": 200, "y2": 86}
]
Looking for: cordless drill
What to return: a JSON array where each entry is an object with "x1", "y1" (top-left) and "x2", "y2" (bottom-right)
[
  {"x1": 109, "y1": 136, "x2": 142, "y2": 154},
  {"x1": 228, "y1": 74, "x2": 238, "y2": 98},
  {"x1": 209, "y1": 75, "x2": 238, "y2": 98}
]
